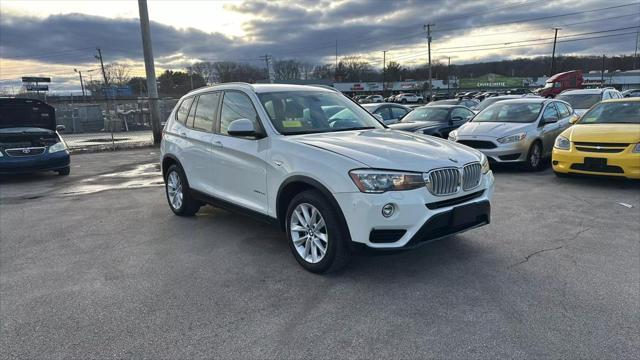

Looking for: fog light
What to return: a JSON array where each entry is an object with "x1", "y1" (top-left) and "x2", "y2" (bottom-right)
[{"x1": 382, "y1": 203, "x2": 395, "y2": 217}]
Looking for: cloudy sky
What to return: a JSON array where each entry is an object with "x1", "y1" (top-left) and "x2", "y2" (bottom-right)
[{"x1": 0, "y1": 0, "x2": 638, "y2": 91}]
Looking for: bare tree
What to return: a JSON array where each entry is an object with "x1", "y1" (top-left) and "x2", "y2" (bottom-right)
[
  {"x1": 191, "y1": 61, "x2": 217, "y2": 85},
  {"x1": 299, "y1": 62, "x2": 315, "y2": 80},
  {"x1": 104, "y1": 63, "x2": 132, "y2": 86},
  {"x1": 273, "y1": 59, "x2": 301, "y2": 81}
]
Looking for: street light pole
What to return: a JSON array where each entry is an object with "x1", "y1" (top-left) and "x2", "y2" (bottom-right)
[
  {"x1": 550, "y1": 27, "x2": 561, "y2": 75},
  {"x1": 138, "y1": 0, "x2": 162, "y2": 144}
]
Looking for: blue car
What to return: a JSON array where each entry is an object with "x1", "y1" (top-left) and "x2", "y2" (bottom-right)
[{"x1": 0, "y1": 98, "x2": 70, "y2": 175}]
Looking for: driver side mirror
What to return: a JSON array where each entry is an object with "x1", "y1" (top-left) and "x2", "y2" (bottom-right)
[
  {"x1": 56, "y1": 124, "x2": 66, "y2": 132},
  {"x1": 227, "y1": 118, "x2": 259, "y2": 137},
  {"x1": 569, "y1": 115, "x2": 579, "y2": 124}
]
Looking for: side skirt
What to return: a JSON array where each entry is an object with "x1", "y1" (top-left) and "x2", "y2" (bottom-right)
[{"x1": 190, "y1": 189, "x2": 279, "y2": 227}]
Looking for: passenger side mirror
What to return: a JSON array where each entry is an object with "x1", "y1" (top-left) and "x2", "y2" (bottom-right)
[
  {"x1": 543, "y1": 116, "x2": 558, "y2": 124},
  {"x1": 569, "y1": 115, "x2": 579, "y2": 124},
  {"x1": 56, "y1": 124, "x2": 66, "y2": 132},
  {"x1": 227, "y1": 118, "x2": 258, "y2": 137}
]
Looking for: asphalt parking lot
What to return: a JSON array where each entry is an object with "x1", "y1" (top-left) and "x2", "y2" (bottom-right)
[{"x1": 1, "y1": 149, "x2": 638, "y2": 359}]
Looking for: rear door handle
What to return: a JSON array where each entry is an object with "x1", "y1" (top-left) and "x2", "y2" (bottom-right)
[{"x1": 213, "y1": 141, "x2": 223, "y2": 148}]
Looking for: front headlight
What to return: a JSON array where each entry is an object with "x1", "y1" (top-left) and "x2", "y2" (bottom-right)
[
  {"x1": 48, "y1": 141, "x2": 67, "y2": 153},
  {"x1": 349, "y1": 169, "x2": 425, "y2": 193},
  {"x1": 554, "y1": 136, "x2": 571, "y2": 150},
  {"x1": 633, "y1": 143, "x2": 640, "y2": 153},
  {"x1": 497, "y1": 132, "x2": 526, "y2": 144},
  {"x1": 480, "y1": 154, "x2": 490, "y2": 174},
  {"x1": 448, "y1": 130, "x2": 458, "y2": 141}
]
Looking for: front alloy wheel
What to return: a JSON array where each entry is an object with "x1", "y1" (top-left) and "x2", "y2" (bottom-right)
[
  {"x1": 290, "y1": 203, "x2": 328, "y2": 264},
  {"x1": 523, "y1": 142, "x2": 543, "y2": 171},
  {"x1": 285, "y1": 190, "x2": 351, "y2": 273}
]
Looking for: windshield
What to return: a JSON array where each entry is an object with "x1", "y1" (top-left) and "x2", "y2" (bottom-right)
[
  {"x1": 257, "y1": 91, "x2": 384, "y2": 135},
  {"x1": 401, "y1": 107, "x2": 449, "y2": 122},
  {"x1": 579, "y1": 101, "x2": 640, "y2": 124},
  {"x1": 555, "y1": 94, "x2": 601, "y2": 109},
  {"x1": 473, "y1": 102, "x2": 542, "y2": 123}
]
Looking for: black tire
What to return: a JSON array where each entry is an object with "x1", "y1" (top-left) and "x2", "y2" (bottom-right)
[
  {"x1": 57, "y1": 166, "x2": 70, "y2": 176},
  {"x1": 401, "y1": 99, "x2": 407, "y2": 104},
  {"x1": 285, "y1": 190, "x2": 351, "y2": 273},
  {"x1": 164, "y1": 164, "x2": 201, "y2": 216},
  {"x1": 522, "y1": 141, "x2": 544, "y2": 171}
]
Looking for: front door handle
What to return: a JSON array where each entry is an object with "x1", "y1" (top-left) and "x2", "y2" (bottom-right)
[{"x1": 213, "y1": 141, "x2": 223, "y2": 148}]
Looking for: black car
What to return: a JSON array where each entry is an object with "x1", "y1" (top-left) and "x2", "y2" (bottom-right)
[
  {"x1": 388, "y1": 105, "x2": 474, "y2": 138},
  {"x1": 0, "y1": 98, "x2": 70, "y2": 175}
]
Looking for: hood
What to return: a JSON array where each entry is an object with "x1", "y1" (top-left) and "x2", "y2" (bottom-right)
[
  {"x1": 456, "y1": 121, "x2": 533, "y2": 138},
  {"x1": 0, "y1": 98, "x2": 56, "y2": 130},
  {"x1": 0, "y1": 127, "x2": 55, "y2": 135},
  {"x1": 389, "y1": 121, "x2": 442, "y2": 132},
  {"x1": 564, "y1": 124, "x2": 640, "y2": 144},
  {"x1": 287, "y1": 129, "x2": 481, "y2": 171}
]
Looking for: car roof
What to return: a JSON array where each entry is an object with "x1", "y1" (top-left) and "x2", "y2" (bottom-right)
[
  {"x1": 186, "y1": 83, "x2": 339, "y2": 97},
  {"x1": 559, "y1": 88, "x2": 607, "y2": 95},
  {"x1": 602, "y1": 97, "x2": 640, "y2": 103},
  {"x1": 498, "y1": 98, "x2": 548, "y2": 104},
  {"x1": 421, "y1": 104, "x2": 458, "y2": 109}
]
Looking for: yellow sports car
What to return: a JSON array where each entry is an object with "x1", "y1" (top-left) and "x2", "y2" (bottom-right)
[{"x1": 552, "y1": 98, "x2": 640, "y2": 179}]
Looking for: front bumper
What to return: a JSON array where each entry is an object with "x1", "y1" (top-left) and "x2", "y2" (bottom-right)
[
  {"x1": 552, "y1": 146, "x2": 640, "y2": 179},
  {"x1": 333, "y1": 171, "x2": 494, "y2": 249},
  {"x1": 0, "y1": 150, "x2": 70, "y2": 174},
  {"x1": 457, "y1": 136, "x2": 532, "y2": 163}
]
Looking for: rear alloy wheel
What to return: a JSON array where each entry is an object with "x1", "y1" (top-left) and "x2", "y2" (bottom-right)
[
  {"x1": 165, "y1": 164, "x2": 201, "y2": 216},
  {"x1": 286, "y1": 190, "x2": 351, "y2": 273},
  {"x1": 523, "y1": 142, "x2": 543, "y2": 171}
]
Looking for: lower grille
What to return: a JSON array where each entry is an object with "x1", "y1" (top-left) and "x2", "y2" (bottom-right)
[
  {"x1": 499, "y1": 153, "x2": 521, "y2": 160},
  {"x1": 427, "y1": 168, "x2": 460, "y2": 196},
  {"x1": 370, "y1": 229, "x2": 407, "y2": 243},
  {"x1": 462, "y1": 163, "x2": 481, "y2": 190},
  {"x1": 426, "y1": 190, "x2": 485, "y2": 210},
  {"x1": 571, "y1": 163, "x2": 624, "y2": 174},
  {"x1": 458, "y1": 140, "x2": 497, "y2": 149},
  {"x1": 5, "y1": 147, "x2": 46, "y2": 157}
]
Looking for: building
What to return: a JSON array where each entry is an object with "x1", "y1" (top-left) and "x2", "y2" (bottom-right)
[{"x1": 583, "y1": 70, "x2": 640, "y2": 90}]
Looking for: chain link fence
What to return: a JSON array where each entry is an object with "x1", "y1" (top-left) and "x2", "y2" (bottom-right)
[{"x1": 49, "y1": 98, "x2": 178, "y2": 152}]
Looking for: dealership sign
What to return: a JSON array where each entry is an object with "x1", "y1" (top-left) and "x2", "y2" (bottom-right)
[
  {"x1": 25, "y1": 84, "x2": 49, "y2": 91},
  {"x1": 22, "y1": 77, "x2": 51, "y2": 83},
  {"x1": 459, "y1": 73, "x2": 525, "y2": 89}
]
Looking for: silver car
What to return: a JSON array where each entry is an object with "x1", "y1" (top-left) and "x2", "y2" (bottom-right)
[{"x1": 449, "y1": 98, "x2": 574, "y2": 171}]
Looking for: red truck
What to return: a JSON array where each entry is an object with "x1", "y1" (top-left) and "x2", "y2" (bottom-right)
[{"x1": 538, "y1": 70, "x2": 583, "y2": 98}]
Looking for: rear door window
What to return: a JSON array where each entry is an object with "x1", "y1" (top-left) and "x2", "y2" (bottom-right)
[
  {"x1": 176, "y1": 97, "x2": 194, "y2": 124},
  {"x1": 192, "y1": 92, "x2": 220, "y2": 132}
]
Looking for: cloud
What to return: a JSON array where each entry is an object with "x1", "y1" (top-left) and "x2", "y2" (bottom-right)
[{"x1": 0, "y1": 0, "x2": 637, "y2": 75}]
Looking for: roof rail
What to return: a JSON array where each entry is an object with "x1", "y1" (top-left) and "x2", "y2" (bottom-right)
[
  {"x1": 307, "y1": 84, "x2": 339, "y2": 92},
  {"x1": 217, "y1": 82, "x2": 255, "y2": 90}
]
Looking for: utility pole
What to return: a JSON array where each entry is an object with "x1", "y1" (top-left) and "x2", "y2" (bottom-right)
[
  {"x1": 335, "y1": 39, "x2": 338, "y2": 82},
  {"x1": 447, "y1": 57, "x2": 451, "y2": 96},
  {"x1": 550, "y1": 27, "x2": 561, "y2": 75},
  {"x1": 95, "y1": 48, "x2": 116, "y2": 147},
  {"x1": 601, "y1": 54, "x2": 606, "y2": 86},
  {"x1": 634, "y1": 31, "x2": 639, "y2": 70},
  {"x1": 138, "y1": 0, "x2": 162, "y2": 144},
  {"x1": 382, "y1": 50, "x2": 387, "y2": 96},
  {"x1": 74, "y1": 68, "x2": 85, "y2": 98},
  {"x1": 424, "y1": 24, "x2": 434, "y2": 102},
  {"x1": 258, "y1": 54, "x2": 272, "y2": 83}
]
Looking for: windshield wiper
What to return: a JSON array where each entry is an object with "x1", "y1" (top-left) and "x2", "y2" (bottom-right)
[{"x1": 330, "y1": 127, "x2": 376, "y2": 132}]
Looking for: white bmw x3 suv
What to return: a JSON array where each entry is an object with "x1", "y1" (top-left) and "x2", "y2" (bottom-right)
[{"x1": 161, "y1": 83, "x2": 494, "y2": 273}]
